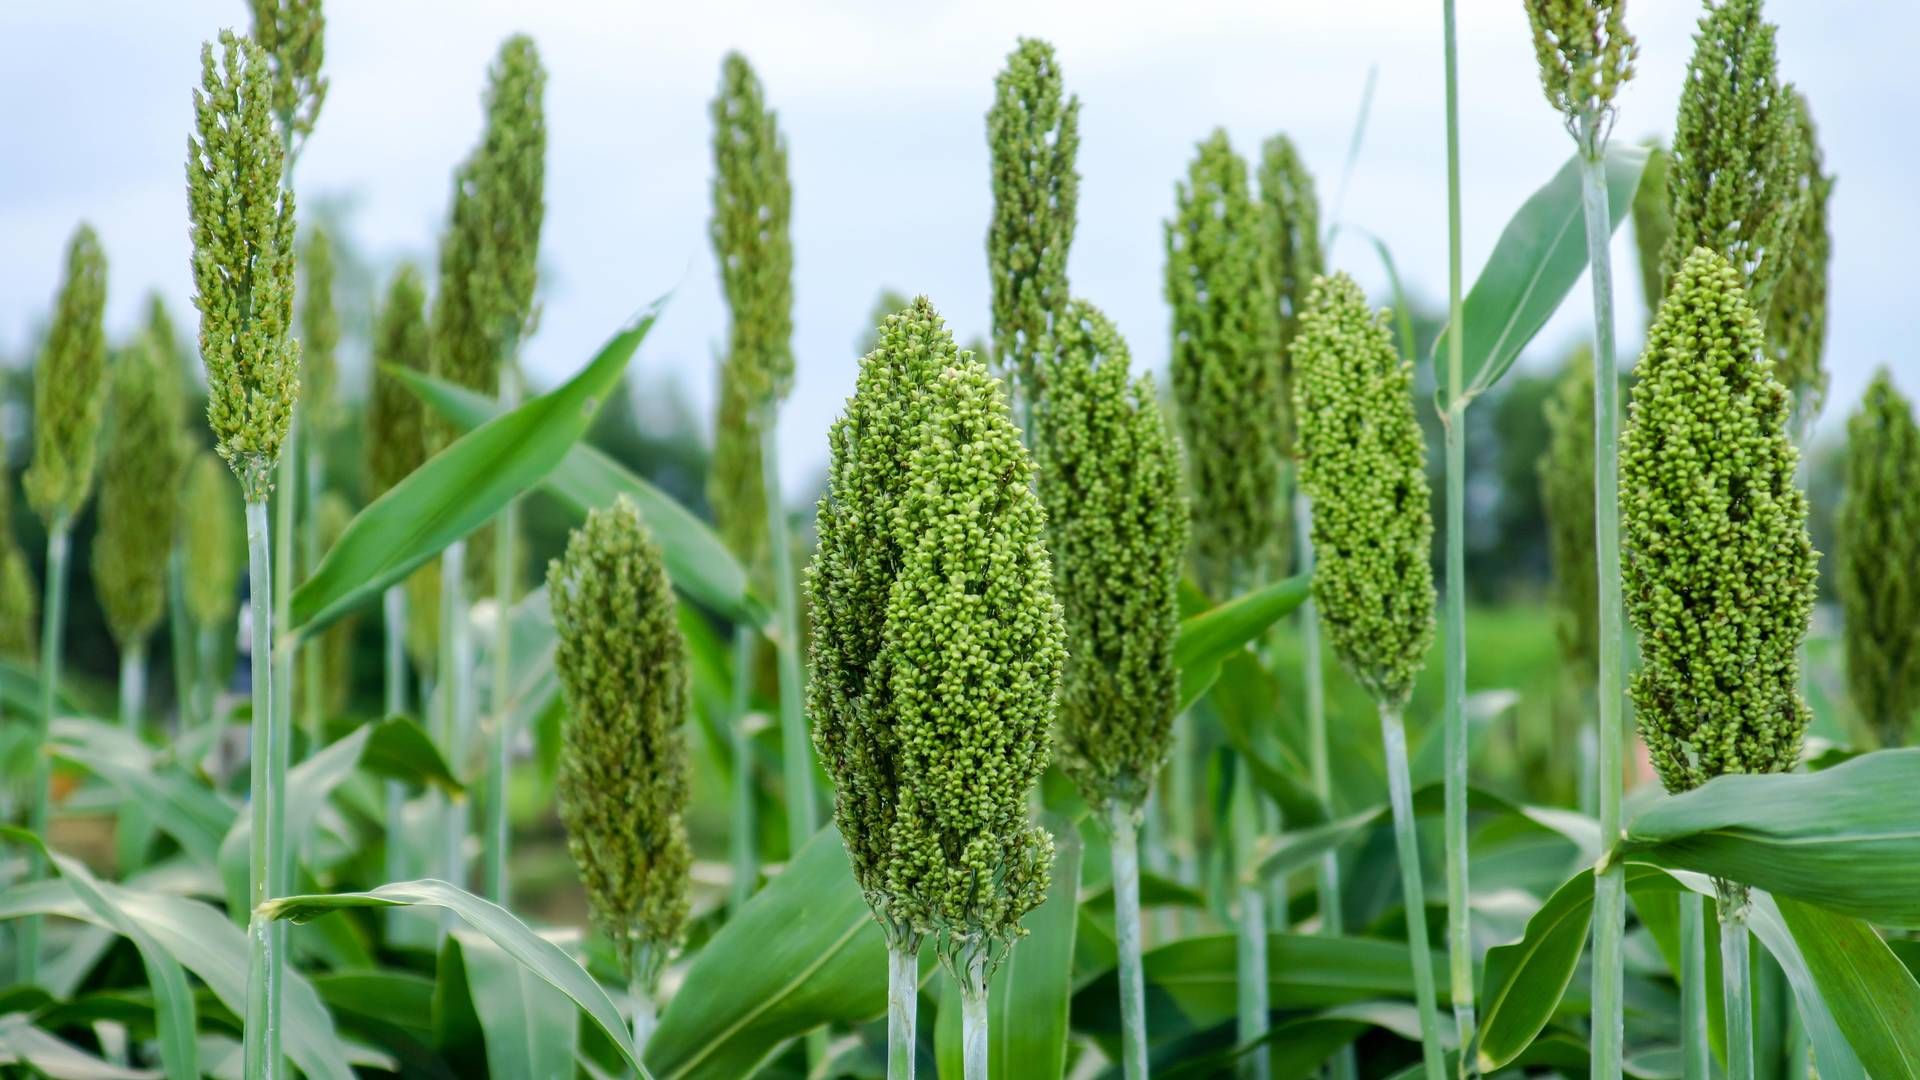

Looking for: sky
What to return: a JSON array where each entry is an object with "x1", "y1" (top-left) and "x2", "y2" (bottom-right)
[{"x1": 2, "y1": 1, "x2": 1912, "y2": 491}]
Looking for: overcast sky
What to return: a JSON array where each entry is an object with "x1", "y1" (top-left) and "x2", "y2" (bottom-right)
[{"x1": 2, "y1": 1, "x2": 1911, "y2": 490}]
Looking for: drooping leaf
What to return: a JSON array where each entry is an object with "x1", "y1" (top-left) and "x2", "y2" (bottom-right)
[
  {"x1": 0, "y1": 1013, "x2": 160, "y2": 1079},
  {"x1": 1775, "y1": 896, "x2": 1920, "y2": 1076},
  {"x1": 456, "y1": 931, "x2": 582, "y2": 1080},
  {"x1": 1175, "y1": 575, "x2": 1311, "y2": 711},
  {"x1": 46, "y1": 718, "x2": 235, "y2": 867},
  {"x1": 1433, "y1": 143, "x2": 1651, "y2": 411},
  {"x1": 258, "y1": 878, "x2": 644, "y2": 1077},
  {"x1": 292, "y1": 306, "x2": 661, "y2": 637}
]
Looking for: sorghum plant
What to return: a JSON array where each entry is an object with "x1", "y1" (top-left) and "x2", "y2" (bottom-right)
[
  {"x1": 1664, "y1": 0, "x2": 1806, "y2": 316},
  {"x1": 298, "y1": 225, "x2": 339, "y2": 747},
  {"x1": 1521, "y1": 0, "x2": 1636, "y2": 1070},
  {"x1": 987, "y1": 37, "x2": 1078, "y2": 427},
  {"x1": 248, "y1": 0, "x2": 327, "y2": 163},
  {"x1": 93, "y1": 334, "x2": 188, "y2": 735},
  {"x1": 1838, "y1": 372, "x2": 1920, "y2": 748},
  {"x1": 708, "y1": 52, "x2": 812, "y2": 905},
  {"x1": 1622, "y1": 248, "x2": 1816, "y2": 1080},
  {"x1": 0, "y1": 475, "x2": 34, "y2": 665},
  {"x1": 549, "y1": 495, "x2": 692, "y2": 1049},
  {"x1": 1767, "y1": 91, "x2": 1832, "y2": 429},
  {"x1": 187, "y1": 31, "x2": 300, "y2": 1077},
  {"x1": 1630, "y1": 141, "x2": 1672, "y2": 318},
  {"x1": 182, "y1": 451, "x2": 241, "y2": 728},
  {"x1": 18, "y1": 222, "x2": 107, "y2": 986},
  {"x1": 1292, "y1": 271, "x2": 1444, "y2": 1080},
  {"x1": 810, "y1": 298, "x2": 1061, "y2": 1080},
  {"x1": 1032, "y1": 300, "x2": 1186, "y2": 1080}
]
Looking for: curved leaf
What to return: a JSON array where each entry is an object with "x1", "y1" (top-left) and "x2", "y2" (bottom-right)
[
  {"x1": 1775, "y1": 896, "x2": 1920, "y2": 1077},
  {"x1": 219, "y1": 722, "x2": 378, "y2": 920},
  {"x1": 1175, "y1": 576, "x2": 1311, "y2": 711},
  {"x1": 258, "y1": 878, "x2": 645, "y2": 1077},
  {"x1": 456, "y1": 931, "x2": 581, "y2": 1080},
  {"x1": 47, "y1": 718, "x2": 235, "y2": 867},
  {"x1": 1433, "y1": 142, "x2": 1650, "y2": 411},
  {"x1": 292, "y1": 305, "x2": 661, "y2": 637},
  {"x1": 0, "y1": 1014, "x2": 159, "y2": 1079}
]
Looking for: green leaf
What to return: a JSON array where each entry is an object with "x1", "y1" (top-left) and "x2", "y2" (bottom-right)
[
  {"x1": 47, "y1": 718, "x2": 235, "y2": 866},
  {"x1": 1, "y1": 829, "x2": 196, "y2": 1080},
  {"x1": 456, "y1": 930, "x2": 581, "y2": 1080},
  {"x1": 934, "y1": 816, "x2": 1081, "y2": 1079},
  {"x1": 647, "y1": 829, "x2": 903, "y2": 1080},
  {"x1": 292, "y1": 306, "x2": 660, "y2": 637},
  {"x1": 1175, "y1": 575, "x2": 1311, "y2": 711},
  {"x1": 358, "y1": 714, "x2": 462, "y2": 793},
  {"x1": 1618, "y1": 749, "x2": 1920, "y2": 926},
  {"x1": 1775, "y1": 896, "x2": 1920, "y2": 1076},
  {"x1": 219, "y1": 722, "x2": 378, "y2": 921},
  {"x1": 259, "y1": 878, "x2": 645, "y2": 1077},
  {"x1": 0, "y1": 1014, "x2": 161, "y2": 1080},
  {"x1": 397, "y1": 362, "x2": 762, "y2": 628},
  {"x1": 1433, "y1": 142, "x2": 1651, "y2": 411}
]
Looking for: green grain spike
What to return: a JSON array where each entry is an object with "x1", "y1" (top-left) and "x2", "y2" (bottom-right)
[
  {"x1": 93, "y1": 337, "x2": 190, "y2": 648},
  {"x1": 1837, "y1": 371, "x2": 1920, "y2": 748},
  {"x1": 24, "y1": 225, "x2": 110, "y2": 523},
  {"x1": 365, "y1": 264, "x2": 431, "y2": 500}
]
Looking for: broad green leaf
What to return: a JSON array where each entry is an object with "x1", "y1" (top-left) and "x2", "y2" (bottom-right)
[
  {"x1": 293, "y1": 307, "x2": 660, "y2": 637},
  {"x1": 258, "y1": 878, "x2": 645, "y2": 1077},
  {"x1": 0, "y1": 1014, "x2": 159, "y2": 1079},
  {"x1": 219, "y1": 722, "x2": 378, "y2": 921},
  {"x1": 1433, "y1": 142, "x2": 1650, "y2": 411},
  {"x1": 935, "y1": 816, "x2": 1081, "y2": 1079},
  {"x1": 310, "y1": 969, "x2": 437, "y2": 1044},
  {"x1": 1775, "y1": 897, "x2": 1920, "y2": 1076},
  {"x1": 646, "y1": 829, "x2": 904, "y2": 1080},
  {"x1": 1618, "y1": 749, "x2": 1920, "y2": 926},
  {"x1": 1, "y1": 830, "x2": 196, "y2": 1080},
  {"x1": 398, "y1": 365, "x2": 762, "y2": 627},
  {"x1": 456, "y1": 930, "x2": 581, "y2": 1080},
  {"x1": 1175, "y1": 575, "x2": 1311, "y2": 711},
  {"x1": 47, "y1": 718, "x2": 235, "y2": 867},
  {"x1": 358, "y1": 714, "x2": 462, "y2": 793}
]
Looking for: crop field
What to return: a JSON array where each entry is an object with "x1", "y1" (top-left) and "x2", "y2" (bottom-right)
[{"x1": 3, "y1": 1, "x2": 1920, "y2": 1078}]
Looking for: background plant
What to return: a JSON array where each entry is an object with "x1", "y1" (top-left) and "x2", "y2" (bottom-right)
[{"x1": 1837, "y1": 371, "x2": 1920, "y2": 748}]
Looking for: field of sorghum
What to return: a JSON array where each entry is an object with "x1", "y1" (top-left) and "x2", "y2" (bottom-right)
[{"x1": 5, "y1": 1, "x2": 1920, "y2": 1078}]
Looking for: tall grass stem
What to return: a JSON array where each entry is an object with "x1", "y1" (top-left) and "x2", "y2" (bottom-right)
[
  {"x1": 960, "y1": 948, "x2": 990, "y2": 1080},
  {"x1": 301, "y1": 445, "x2": 323, "y2": 746},
  {"x1": 728, "y1": 625, "x2": 757, "y2": 911},
  {"x1": 1718, "y1": 892, "x2": 1753, "y2": 1080},
  {"x1": 887, "y1": 941, "x2": 918, "y2": 1080},
  {"x1": 1680, "y1": 891, "x2": 1710, "y2": 1080},
  {"x1": 21, "y1": 514, "x2": 72, "y2": 985},
  {"x1": 438, "y1": 540, "x2": 471, "y2": 927},
  {"x1": 382, "y1": 584, "x2": 409, "y2": 920},
  {"x1": 1233, "y1": 766, "x2": 1270, "y2": 1080},
  {"x1": 1107, "y1": 803, "x2": 1149, "y2": 1080},
  {"x1": 759, "y1": 422, "x2": 817, "y2": 849},
  {"x1": 484, "y1": 373, "x2": 521, "y2": 904},
  {"x1": 1382, "y1": 702, "x2": 1447, "y2": 1080},
  {"x1": 242, "y1": 497, "x2": 286, "y2": 1079}
]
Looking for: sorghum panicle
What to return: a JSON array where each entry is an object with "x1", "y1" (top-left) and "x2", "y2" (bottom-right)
[
  {"x1": 93, "y1": 336, "x2": 189, "y2": 647},
  {"x1": 1166, "y1": 130, "x2": 1284, "y2": 597},
  {"x1": 1033, "y1": 300, "x2": 1188, "y2": 813},
  {"x1": 182, "y1": 452, "x2": 242, "y2": 631},
  {"x1": 1837, "y1": 371, "x2": 1920, "y2": 748},
  {"x1": 549, "y1": 496, "x2": 693, "y2": 988},
  {"x1": 1664, "y1": 0, "x2": 1807, "y2": 313},
  {"x1": 24, "y1": 225, "x2": 110, "y2": 523},
  {"x1": 365, "y1": 264, "x2": 431, "y2": 500},
  {"x1": 1622, "y1": 247, "x2": 1816, "y2": 792},
  {"x1": 987, "y1": 37, "x2": 1080, "y2": 412},
  {"x1": 1291, "y1": 273, "x2": 1436, "y2": 709},
  {"x1": 0, "y1": 477, "x2": 36, "y2": 662},
  {"x1": 187, "y1": 31, "x2": 300, "y2": 501},
  {"x1": 300, "y1": 226, "x2": 342, "y2": 435},
  {"x1": 247, "y1": 0, "x2": 327, "y2": 151},
  {"x1": 1766, "y1": 90, "x2": 1832, "y2": 418},
  {"x1": 1522, "y1": 0, "x2": 1637, "y2": 148}
]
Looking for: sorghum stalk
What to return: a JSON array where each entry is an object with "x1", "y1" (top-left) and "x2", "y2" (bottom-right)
[
  {"x1": 1293, "y1": 272, "x2": 1443, "y2": 1080},
  {"x1": 986, "y1": 37, "x2": 1079, "y2": 431},
  {"x1": 810, "y1": 300, "x2": 1062, "y2": 1080},
  {"x1": 1032, "y1": 301, "x2": 1186, "y2": 1080},
  {"x1": 1679, "y1": 893, "x2": 1711, "y2": 1080},
  {"x1": 1720, "y1": 887, "x2": 1754, "y2": 1080},
  {"x1": 382, "y1": 585, "x2": 408, "y2": 889},
  {"x1": 189, "y1": 29, "x2": 302, "y2": 1078},
  {"x1": 1231, "y1": 777, "x2": 1268, "y2": 1080},
  {"x1": 21, "y1": 222, "x2": 109, "y2": 985},
  {"x1": 727, "y1": 625, "x2": 756, "y2": 911},
  {"x1": 960, "y1": 947, "x2": 991, "y2": 1080},
  {"x1": 1520, "y1": 3, "x2": 1636, "y2": 1073},
  {"x1": 761, "y1": 429, "x2": 814, "y2": 847},
  {"x1": 1623, "y1": 249, "x2": 1816, "y2": 1080},
  {"x1": 439, "y1": 539, "x2": 470, "y2": 899},
  {"x1": 298, "y1": 226, "x2": 339, "y2": 750},
  {"x1": 1837, "y1": 372, "x2": 1920, "y2": 747},
  {"x1": 550, "y1": 497, "x2": 692, "y2": 1054},
  {"x1": 485, "y1": 369, "x2": 519, "y2": 903},
  {"x1": 886, "y1": 940, "x2": 919, "y2": 1080}
]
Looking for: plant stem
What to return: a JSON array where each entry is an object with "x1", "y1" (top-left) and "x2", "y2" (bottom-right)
[
  {"x1": 301, "y1": 442, "x2": 323, "y2": 748},
  {"x1": 275, "y1": 423, "x2": 297, "y2": 764},
  {"x1": 243, "y1": 497, "x2": 286, "y2": 1080},
  {"x1": 1107, "y1": 802, "x2": 1149, "y2": 1080},
  {"x1": 728, "y1": 624, "x2": 757, "y2": 912},
  {"x1": 1680, "y1": 891, "x2": 1710, "y2": 1080},
  {"x1": 168, "y1": 549, "x2": 195, "y2": 731},
  {"x1": 1718, "y1": 886, "x2": 1753, "y2": 1080},
  {"x1": 629, "y1": 973, "x2": 657, "y2": 1061},
  {"x1": 115, "y1": 639, "x2": 151, "y2": 872},
  {"x1": 759, "y1": 422, "x2": 817, "y2": 850},
  {"x1": 197, "y1": 624, "x2": 219, "y2": 729},
  {"x1": 484, "y1": 372, "x2": 521, "y2": 905},
  {"x1": 1233, "y1": 763, "x2": 1270, "y2": 1080},
  {"x1": 1438, "y1": 2, "x2": 1476, "y2": 1070},
  {"x1": 438, "y1": 541, "x2": 471, "y2": 916},
  {"x1": 1169, "y1": 714, "x2": 1198, "y2": 893},
  {"x1": 960, "y1": 946, "x2": 990, "y2": 1080},
  {"x1": 21, "y1": 513, "x2": 71, "y2": 985},
  {"x1": 382, "y1": 584, "x2": 409, "y2": 911},
  {"x1": 887, "y1": 939, "x2": 919, "y2": 1080},
  {"x1": 1381, "y1": 702, "x2": 1447, "y2": 1080},
  {"x1": 1576, "y1": 116, "x2": 1627, "y2": 1080}
]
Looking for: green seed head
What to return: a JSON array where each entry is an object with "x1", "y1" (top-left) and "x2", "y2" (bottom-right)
[
  {"x1": 1766, "y1": 91, "x2": 1832, "y2": 419},
  {"x1": 1630, "y1": 140, "x2": 1673, "y2": 318},
  {"x1": 145, "y1": 293, "x2": 191, "y2": 381},
  {"x1": 247, "y1": 0, "x2": 327, "y2": 154},
  {"x1": 1538, "y1": 348, "x2": 1598, "y2": 685},
  {"x1": 1167, "y1": 130, "x2": 1285, "y2": 598},
  {"x1": 707, "y1": 51, "x2": 795, "y2": 575},
  {"x1": 1623, "y1": 247, "x2": 1816, "y2": 792},
  {"x1": 1838, "y1": 371, "x2": 1920, "y2": 748},
  {"x1": 1522, "y1": 0, "x2": 1637, "y2": 145},
  {"x1": 24, "y1": 224, "x2": 110, "y2": 524},
  {"x1": 1665, "y1": 0, "x2": 1806, "y2": 314},
  {"x1": 1033, "y1": 300, "x2": 1187, "y2": 813},
  {"x1": 0, "y1": 477, "x2": 37, "y2": 663},
  {"x1": 987, "y1": 37, "x2": 1080, "y2": 413},
  {"x1": 188, "y1": 31, "x2": 300, "y2": 501},
  {"x1": 93, "y1": 338, "x2": 190, "y2": 648},
  {"x1": 549, "y1": 495, "x2": 692, "y2": 988},
  {"x1": 299, "y1": 226, "x2": 341, "y2": 434},
  {"x1": 809, "y1": 297, "x2": 1061, "y2": 961},
  {"x1": 1292, "y1": 273, "x2": 1435, "y2": 709},
  {"x1": 182, "y1": 451, "x2": 242, "y2": 631},
  {"x1": 365, "y1": 264, "x2": 431, "y2": 499}
]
